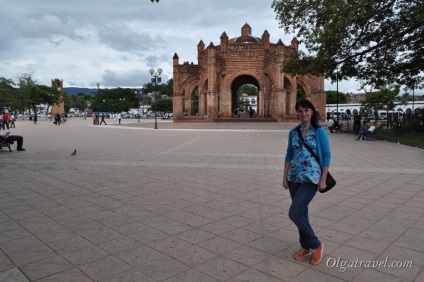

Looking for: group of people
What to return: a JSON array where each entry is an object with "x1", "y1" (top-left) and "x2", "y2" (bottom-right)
[
  {"x1": 356, "y1": 121, "x2": 376, "y2": 140},
  {"x1": 328, "y1": 112, "x2": 377, "y2": 140},
  {"x1": 92, "y1": 112, "x2": 122, "y2": 125},
  {"x1": 1, "y1": 111, "x2": 16, "y2": 129}
]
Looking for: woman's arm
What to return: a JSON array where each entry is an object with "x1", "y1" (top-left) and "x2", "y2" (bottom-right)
[
  {"x1": 283, "y1": 129, "x2": 294, "y2": 189},
  {"x1": 282, "y1": 162, "x2": 291, "y2": 189},
  {"x1": 318, "y1": 128, "x2": 331, "y2": 191}
]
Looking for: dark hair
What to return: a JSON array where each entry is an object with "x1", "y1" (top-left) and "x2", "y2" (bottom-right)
[{"x1": 295, "y1": 99, "x2": 320, "y2": 129}]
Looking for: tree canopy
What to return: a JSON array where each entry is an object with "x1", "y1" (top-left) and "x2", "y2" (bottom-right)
[
  {"x1": 91, "y1": 88, "x2": 139, "y2": 113},
  {"x1": 272, "y1": 0, "x2": 424, "y2": 89},
  {"x1": 361, "y1": 85, "x2": 409, "y2": 113},
  {"x1": 150, "y1": 99, "x2": 173, "y2": 113},
  {"x1": 326, "y1": 90, "x2": 347, "y2": 104}
]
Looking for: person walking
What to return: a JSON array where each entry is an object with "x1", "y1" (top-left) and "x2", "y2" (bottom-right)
[
  {"x1": 117, "y1": 113, "x2": 122, "y2": 124},
  {"x1": 54, "y1": 113, "x2": 61, "y2": 125},
  {"x1": 2, "y1": 112, "x2": 9, "y2": 130},
  {"x1": 33, "y1": 113, "x2": 38, "y2": 125},
  {"x1": 99, "y1": 113, "x2": 107, "y2": 125},
  {"x1": 353, "y1": 113, "x2": 361, "y2": 136},
  {"x1": 4, "y1": 112, "x2": 11, "y2": 129},
  {"x1": 283, "y1": 99, "x2": 331, "y2": 265},
  {"x1": 10, "y1": 113, "x2": 15, "y2": 128}
]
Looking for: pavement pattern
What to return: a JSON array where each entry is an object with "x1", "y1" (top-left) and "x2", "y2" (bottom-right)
[{"x1": 0, "y1": 117, "x2": 423, "y2": 282}]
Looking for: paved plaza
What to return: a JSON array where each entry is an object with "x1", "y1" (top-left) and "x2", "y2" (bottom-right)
[{"x1": 1, "y1": 117, "x2": 423, "y2": 282}]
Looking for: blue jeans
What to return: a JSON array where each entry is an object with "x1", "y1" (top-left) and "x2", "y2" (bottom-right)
[{"x1": 288, "y1": 181, "x2": 321, "y2": 250}]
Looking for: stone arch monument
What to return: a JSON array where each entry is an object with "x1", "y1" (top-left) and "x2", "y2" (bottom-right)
[{"x1": 172, "y1": 23, "x2": 325, "y2": 122}]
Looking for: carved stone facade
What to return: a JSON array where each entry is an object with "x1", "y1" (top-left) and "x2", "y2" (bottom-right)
[
  {"x1": 51, "y1": 78, "x2": 65, "y2": 115},
  {"x1": 173, "y1": 23, "x2": 325, "y2": 122}
]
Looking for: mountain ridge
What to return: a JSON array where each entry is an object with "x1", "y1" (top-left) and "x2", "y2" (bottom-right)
[{"x1": 63, "y1": 87, "x2": 97, "y2": 96}]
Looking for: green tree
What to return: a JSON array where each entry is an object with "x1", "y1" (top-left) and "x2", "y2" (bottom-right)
[
  {"x1": 361, "y1": 85, "x2": 409, "y2": 119},
  {"x1": 30, "y1": 84, "x2": 61, "y2": 115},
  {"x1": 0, "y1": 77, "x2": 17, "y2": 110},
  {"x1": 16, "y1": 73, "x2": 37, "y2": 115},
  {"x1": 71, "y1": 94, "x2": 88, "y2": 112},
  {"x1": 91, "y1": 88, "x2": 138, "y2": 113},
  {"x1": 143, "y1": 78, "x2": 173, "y2": 98},
  {"x1": 150, "y1": 99, "x2": 173, "y2": 113},
  {"x1": 326, "y1": 90, "x2": 347, "y2": 104},
  {"x1": 272, "y1": 0, "x2": 424, "y2": 88},
  {"x1": 237, "y1": 84, "x2": 257, "y2": 96},
  {"x1": 297, "y1": 86, "x2": 305, "y2": 101}
]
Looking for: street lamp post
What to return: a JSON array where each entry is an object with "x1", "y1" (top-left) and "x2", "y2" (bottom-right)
[
  {"x1": 336, "y1": 70, "x2": 339, "y2": 123},
  {"x1": 149, "y1": 68, "x2": 163, "y2": 129},
  {"x1": 135, "y1": 90, "x2": 142, "y2": 123}
]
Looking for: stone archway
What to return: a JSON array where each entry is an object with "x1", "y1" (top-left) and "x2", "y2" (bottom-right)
[{"x1": 172, "y1": 23, "x2": 325, "y2": 122}]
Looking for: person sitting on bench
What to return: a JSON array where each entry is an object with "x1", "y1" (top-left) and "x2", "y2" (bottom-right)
[
  {"x1": 357, "y1": 121, "x2": 376, "y2": 140},
  {"x1": 0, "y1": 129, "x2": 26, "y2": 151}
]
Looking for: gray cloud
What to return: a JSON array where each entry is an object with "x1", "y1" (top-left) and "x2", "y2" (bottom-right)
[{"x1": 1, "y1": 0, "x2": 413, "y2": 95}]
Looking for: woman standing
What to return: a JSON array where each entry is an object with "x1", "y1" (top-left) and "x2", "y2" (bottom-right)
[{"x1": 283, "y1": 99, "x2": 331, "y2": 265}]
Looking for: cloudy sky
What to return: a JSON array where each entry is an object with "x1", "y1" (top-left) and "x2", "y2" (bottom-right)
[{"x1": 1, "y1": 0, "x2": 410, "y2": 94}]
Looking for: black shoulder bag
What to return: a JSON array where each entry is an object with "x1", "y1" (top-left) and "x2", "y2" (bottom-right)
[{"x1": 295, "y1": 126, "x2": 336, "y2": 193}]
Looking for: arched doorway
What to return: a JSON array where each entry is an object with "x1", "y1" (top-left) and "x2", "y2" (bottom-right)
[{"x1": 231, "y1": 75, "x2": 259, "y2": 117}]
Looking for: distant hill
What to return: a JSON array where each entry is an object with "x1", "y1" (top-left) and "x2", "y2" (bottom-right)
[{"x1": 63, "y1": 87, "x2": 97, "y2": 96}]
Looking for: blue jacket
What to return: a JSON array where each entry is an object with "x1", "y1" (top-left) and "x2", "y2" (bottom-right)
[{"x1": 285, "y1": 126, "x2": 331, "y2": 168}]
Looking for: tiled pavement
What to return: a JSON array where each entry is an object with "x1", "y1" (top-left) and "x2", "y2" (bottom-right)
[{"x1": 0, "y1": 117, "x2": 423, "y2": 282}]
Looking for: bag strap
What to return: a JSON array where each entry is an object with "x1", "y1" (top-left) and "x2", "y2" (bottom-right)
[{"x1": 295, "y1": 126, "x2": 320, "y2": 165}]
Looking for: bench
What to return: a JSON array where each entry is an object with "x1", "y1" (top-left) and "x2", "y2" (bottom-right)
[
  {"x1": 0, "y1": 138, "x2": 13, "y2": 152},
  {"x1": 366, "y1": 129, "x2": 377, "y2": 140}
]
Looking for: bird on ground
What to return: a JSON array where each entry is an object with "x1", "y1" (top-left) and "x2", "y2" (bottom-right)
[{"x1": 71, "y1": 149, "x2": 77, "y2": 156}]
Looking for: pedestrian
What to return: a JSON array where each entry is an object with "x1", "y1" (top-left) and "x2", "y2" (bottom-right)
[
  {"x1": 113, "y1": 113, "x2": 117, "y2": 124},
  {"x1": 99, "y1": 113, "x2": 107, "y2": 125},
  {"x1": 4, "y1": 112, "x2": 11, "y2": 129},
  {"x1": 54, "y1": 113, "x2": 61, "y2": 125},
  {"x1": 10, "y1": 113, "x2": 15, "y2": 128},
  {"x1": 353, "y1": 113, "x2": 361, "y2": 136},
  {"x1": 117, "y1": 113, "x2": 122, "y2": 124},
  {"x1": 2, "y1": 112, "x2": 10, "y2": 130},
  {"x1": 249, "y1": 106, "x2": 253, "y2": 118},
  {"x1": 283, "y1": 99, "x2": 331, "y2": 265},
  {"x1": 33, "y1": 114, "x2": 38, "y2": 125}
]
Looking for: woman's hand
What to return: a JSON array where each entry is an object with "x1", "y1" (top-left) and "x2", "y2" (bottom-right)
[
  {"x1": 282, "y1": 162, "x2": 291, "y2": 190},
  {"x1": 318, "y1": 178, "x2": 326, "y2": 192},
  {"x1": 282, "y1": 178, "x2": 289, "y2": 190}
]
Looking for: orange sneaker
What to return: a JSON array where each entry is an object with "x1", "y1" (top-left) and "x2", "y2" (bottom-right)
[
  {"x1": 293, "y1": 248, "x2": 311, "y2": 260},
  {"x1": 310, "y1": 243, "x2": 324, "y2": 265}
]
